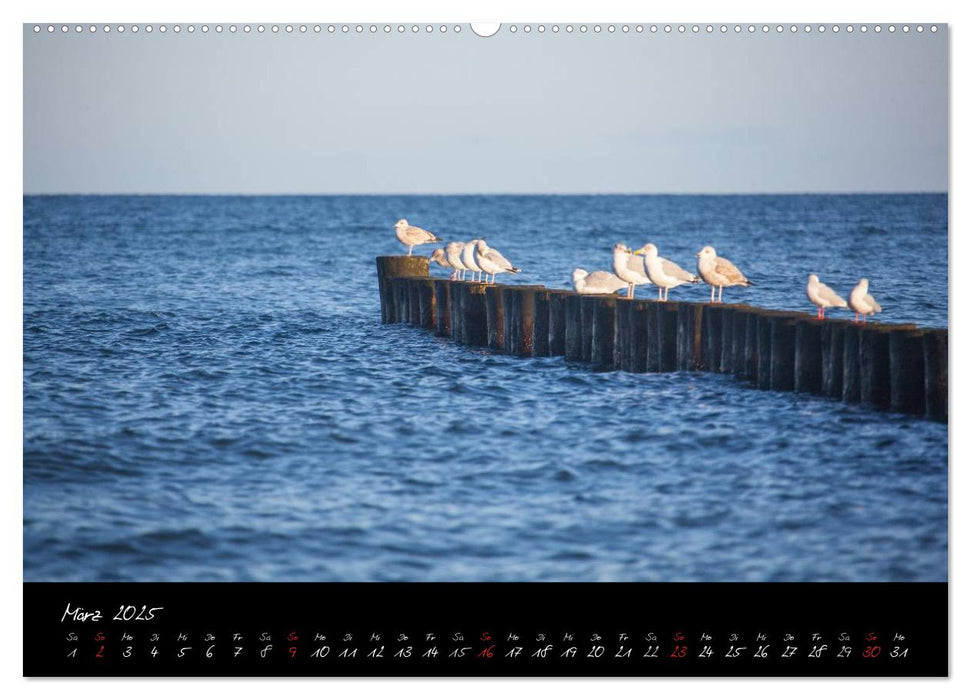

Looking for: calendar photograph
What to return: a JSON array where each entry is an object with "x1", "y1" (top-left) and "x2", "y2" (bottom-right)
[{"x1": 22, "y1": 19, "x2": 947, "y2": 677}]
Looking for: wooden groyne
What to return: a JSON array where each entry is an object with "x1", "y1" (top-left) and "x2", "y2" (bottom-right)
[{"x1": 376, "y1": 256, "x2": 947, "y2": 422}]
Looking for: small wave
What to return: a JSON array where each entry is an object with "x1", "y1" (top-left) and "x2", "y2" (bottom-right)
[{"x1": 549, "y1": 550, "x2": 594, "y2": 561}]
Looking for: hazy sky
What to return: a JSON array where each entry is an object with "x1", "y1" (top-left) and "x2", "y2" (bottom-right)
[{"x1": 23, "y1": 25, "x2": 947, "y2": 194}]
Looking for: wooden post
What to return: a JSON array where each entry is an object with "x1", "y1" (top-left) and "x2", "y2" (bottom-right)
[
  {"x1": 630, "y1": 300, "x2": 650, "y2": 373},
  {"x1": 408, "y1": 277, "x2": 421, "y2": 326},
  {"x1": 417, "y1": 278, "x2": 436, "y2": 329},
  {"x1": 580, "y1": 296, "x2": 598, "y2": 362},
  {"x1": 645, "y1": 300, "x2": 660, "y2": 372},
  {"x1": 756, "y1": 314, "x2": 773, "y2": 390},
  {"x1": 820, "y1": 321, "x2": 846, "y2": 398},
  {"x1": 376, "y1": 255, "x2": 429, "y2": 323},
  {"x1": 449, "y1": 282, "x2": 465, "y2": 342},
  {"x1": 770, "y1": 315, "x2": 796, "y2": 392},
  {"x1": 485, "y1": 285, "x2": 506, "y2": 352},
  {"x1": 731, "y1": 308, "x2": 748, "y2": 377},
  {"x1": 452, "y1": 282, "x2": 467, "y2": 341},
  {"x1": 674, "y1": 303, "x2": 693, "y2": 371},
  {"x1": 392, "y1": 277, "x2": 408, "y2": 325},
  {"x1": 842, "y1": 324, "x2": 862, "y2": 403},
  {"x1": 501, "y1": 288, "x2": 517, "y2": 355},
  {"x1": 860, "y1": 325, "x2": 892, "y2": 408},
  {"x1": 461, "y1": 282, "x2": 489, "y2": 347},
  {"x1": 564, "y1": 294, "x2": 583, "y2": 361},
  {"x1": 519, "y1": 288, "x2": 541, "y2": 357},
  {"x1": 532, "y1": 290, "x2": 552, "y2": 358},
  {"x1": 719, "y1": 307, "x2": 735, "y2": 373},
  {"x1": 794, "y1": 318, "x2": 823, "y2": 394},
  {"x1": 657, "y1": 303, "x2": 679, "y2": 372},
  {"x1": 693, "y1": 303, "x2": 706, "y2": 371},
  {"x1": 591, "y1": 297, "x2": 617, "y2": 371},
  {"x1": 890, "y1": 329, "x2": 926, "y2": 415},
  {"x1": 616, "y1": 298, "x2": 634, "y2": 371},
  {"x1": 702, "y1": 305, "x2": 722, "y2": 373},
  {"x1": 500, "y1": 287, "x2": 541, "y2": 357},
  {"x1": 433, "y1": 280, "x2": 451, "y2": 337},
  {"x1": 743, "y1": 312, "x2": 759, "y2": 382},
  {"x1": 923, "y1": 329, "x2": 947, "y2": 422},
  {"x1": 548, "y1": 291, "x2": 570, "y2": 356}
]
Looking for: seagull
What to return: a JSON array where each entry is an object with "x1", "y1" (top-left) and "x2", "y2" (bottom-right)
[
  {"x1": 461, "y1": 239, "x2": 485, "y2": 282},
  {"x1": 429, "y1": 248, "x2": 451, "y2": 276},
  {"x1": 444, "y1": 241, "x2": 468, "y2": 281},
  {"x1": 849, "y1": 278, "x2": 882, "y2": 324},
  {"x1": 394, "y1": 219, "x2": 441, "y2": 256},
  {"x1": 572, "y1": 268, "x2": 628, "y2": 295},
  {"x1": 612, "y1": 243, "x2": 650, "y2": 299},
  {"x1": 473, "y1": 240, "x2": 521, "y2": 284},
  {"x1": 806, "y1": 274, "x2": 848, "y2": 319},
  {"x1": 634, "y1": 243, "x2": 700, "y2": 301},
  {"x1": 696, "y1": 246, "x2": 753, "y2": 303}
]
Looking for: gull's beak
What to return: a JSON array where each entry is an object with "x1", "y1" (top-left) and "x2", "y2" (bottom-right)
[
  {"x1": 633, "y1": 248, "x2": 644, "y2": 255},
  {"x1": 696, "y1": 252, "x2": 702, "y2": 258}
]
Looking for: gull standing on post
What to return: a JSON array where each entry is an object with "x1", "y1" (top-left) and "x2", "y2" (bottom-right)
[
  {"x1": 612, "y1": 243, "x2": 650, "y2": 299},
  {"x1": 444, "y1": 241, "x2": 468, "y2": 281},
  {"x1": 849, "y1": 278, "x2": 882, "y2": 324},
  {"x1": 806, "y1": 274, "x2": 848, "y2": 319},
  {"x1": 473, "y1": 240, "x2": 521, "y2": 284},
  {"x1": 461, "y1": 239, "x2": 485, "y2": 282},
  {"x1": 696, "y1": 246, "x2": 753, "y2": 303},
  {"x1": 634, "y1": 243, "x2": 700, "y2": 301},
  {"x1": 572, "y1": 269, "x2": 628, "y2": 295},
  {"x1": 394, "y1": 219, "x2": 441, "y2": 256}
]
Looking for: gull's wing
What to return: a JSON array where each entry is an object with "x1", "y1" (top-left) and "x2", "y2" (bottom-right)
[
  {"x1": 661, "y1": 257, "x2": 699, "y2": 282},
  {"x1": 405, "y1": 225, "x2": 441, "y2": 243},
  {"x1": 715, "y1": 256, "x2": 749, "y2": 284},
  {"x1": 864, "y1": 294, "x2": 882, "y2": 312},
  {"x1": 486, "y1": 248, "x2": 515, "y2": 271},
  {"x1": 587, "y1": 270, "x2": 628, "y2": 290},
  {"x1": 817, "y1": 282, "x2": 848, "y2": 307}
]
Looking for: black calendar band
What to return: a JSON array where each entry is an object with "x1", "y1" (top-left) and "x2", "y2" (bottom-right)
[{"x1": 23, "y1": 582, "x2": 946, "y2": 677}]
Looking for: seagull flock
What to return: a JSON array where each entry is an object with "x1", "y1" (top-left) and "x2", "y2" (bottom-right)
[
  {"x1": 394, "y1": 219, "x2": 882, "y2": 324},
  {"x1": 396, "y1": 218, "x2": 521, "y2": 283}
]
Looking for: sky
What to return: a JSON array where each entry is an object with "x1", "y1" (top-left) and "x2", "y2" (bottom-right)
[{"x1": 22, "y1": 24, "x2": 947, "y2": 194}]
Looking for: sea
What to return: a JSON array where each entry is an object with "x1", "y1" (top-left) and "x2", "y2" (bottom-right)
[{"x1": 23, "y1": 193, "x2": 948, "y2": 582}]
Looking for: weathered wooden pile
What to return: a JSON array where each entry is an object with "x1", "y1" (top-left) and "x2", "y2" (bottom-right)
[{"x1": 377, "y1": 256, "x2": 947, "y2": 422}]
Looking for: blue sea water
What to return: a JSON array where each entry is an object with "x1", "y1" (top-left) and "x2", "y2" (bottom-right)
[{"x1": 23, "y1": 194, "x2": 947, "y2": 582}]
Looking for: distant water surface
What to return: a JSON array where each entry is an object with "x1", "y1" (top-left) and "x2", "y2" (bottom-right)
[{"x1": 23, "y1": 194, "x2": 947, "y2": 581}]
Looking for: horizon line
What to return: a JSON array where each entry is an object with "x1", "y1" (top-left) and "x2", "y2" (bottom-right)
[{"x1": 22, "y1": 190, "x2": 949, "y2": 197}]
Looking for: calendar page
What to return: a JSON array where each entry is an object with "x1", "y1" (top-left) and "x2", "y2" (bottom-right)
[{"x1": 21, "y1": 16, "x2": 948, "y2": 678}]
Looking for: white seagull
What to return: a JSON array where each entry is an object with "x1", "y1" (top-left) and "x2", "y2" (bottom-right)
[
  {"x1": 634, "y1": 243, "x2": 700, "y2": 301},
  {"x1": 572, "y1": 268, "x2": 628, "y2": 296},
  {"x1": 612, "y1": 243, "x2": 650, "y2": 299},
  {"x1": 473, "y1": 240, "x2": 521, "y2": 284},
  {"x1": 806, "y1": 274, "x2": 848, "y2": 319},
  {"x1": 394, "y1": 219, "x2": 441, "y2": 256},
  {"x1": 696, "y1": 245, "x2": 753, "y2": 303},
  {"x1": 461, "y1": 239, "x2": 485, "y2": 282},
  {"x1": 444, "y1": 241, "x2": 468, "y2": 281},
  {"x1": 849, "y1": 278, "x2": 882, "y2": 324}
]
